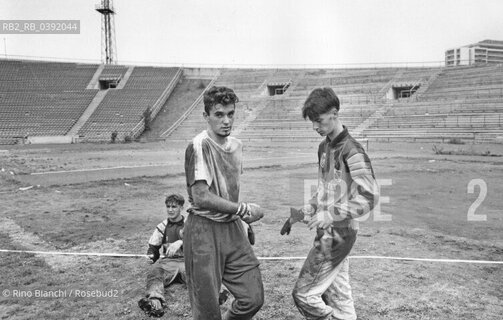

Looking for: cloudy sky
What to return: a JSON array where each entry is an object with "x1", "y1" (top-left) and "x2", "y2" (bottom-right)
[{"x1": 1, "y1": 0, "x2": 502, "y2": 67}]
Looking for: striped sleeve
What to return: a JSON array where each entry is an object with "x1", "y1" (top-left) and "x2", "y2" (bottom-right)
[
  {"x1": 185, "y1": 137, "x2": 213, "y2": 187},
  {"x1": 148, "y1": 220, "x2": 167, "y2": 246},
  {"x1": 334, "y1": 152, "x2": 379, "y2": 219}
]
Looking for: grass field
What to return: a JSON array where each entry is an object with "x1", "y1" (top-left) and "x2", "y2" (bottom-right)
[{"x1": 0, "y1": 140, "x2": 502, "y2": 319}]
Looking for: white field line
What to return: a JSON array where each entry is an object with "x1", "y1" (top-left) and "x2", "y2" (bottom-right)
[
  {"x1": 0, "y1": 217, "x2": 81, "y2": 270},
  {"x1": 1, "y1": 249, "x2": 502, "y2": 264},
  {"x1": 29, "y1": 155, "x2": 315, "y2": 175},
  {"x1": 247, "y1": 155, "x2": 314, "y2": 161},
  {"x1": 30, "y1": 163, "x2": 170, "y2": 175}
]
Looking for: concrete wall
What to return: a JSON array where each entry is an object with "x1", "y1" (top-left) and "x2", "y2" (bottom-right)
[
  {"x1": 183, "y1": 68, "x2": 220, "y2": 79},
  {"x1": 460, "y1": 47, "x2": 470, "y2": 65},
  {"x1": 26, "y1": 136, "x2": 76, "y2": 144}
]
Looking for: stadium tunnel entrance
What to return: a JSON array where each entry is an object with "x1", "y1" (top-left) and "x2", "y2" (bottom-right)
[
  {"x1": 266, "y1": 81, "x2": 291, "y2": 96},
  {"x1": 387, "y1": 83, "x2": 421, "y2": 99},
  {"x1": 98, "y1": 75, "x2": 122, "y2": 90}
]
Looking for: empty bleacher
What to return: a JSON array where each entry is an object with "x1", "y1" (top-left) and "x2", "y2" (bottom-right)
[
  {"x1": 2, "y1": 60, "x2": 502, "y2": 145},
  {"x1": 420, "y1": 64, "x2": 503, "y2": 101},
  {"x1": 77, "y1": 66, "x2": 181, "y2": 142},
  {"x1": 166, "y1": 68, "x2": 397, "y2": 142},
  {"x1": 0, "y1": 59, "x2": 98, "y2": 92},
  {"x1": 0, "y1": 60, "x2": 98, "y2": 141},
  {"x1": 363, "y1": 65, "x2": 503, "y2": 142},
  {"x1": 0, "y1": 60, "x2": 182, "y2": 144}
]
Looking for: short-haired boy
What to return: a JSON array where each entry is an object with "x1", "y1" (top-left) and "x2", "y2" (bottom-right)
[
  {"x1": 138, "y1": 193, "x2": 238, "y2": 317},
  {"x1": 138, "y1": 193, "x2": 186, "y2": 317},
  {"x1": 290, "y1": 87, "x2": 379, "y2": 320}
]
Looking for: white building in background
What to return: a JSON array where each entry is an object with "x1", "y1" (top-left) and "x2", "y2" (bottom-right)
[{"x1": 445, "y1": 39, "x2": 503, "y2": 67}]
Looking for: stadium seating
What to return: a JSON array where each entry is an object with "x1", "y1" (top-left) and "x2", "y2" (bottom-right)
[
  {"x1": 1, "y1": 60, "x2": 502, "y2": 145},
  {"x1": 166, "y1": 68, "x2": 432, "y2": 143},
  {"x1": 0, "y1": 60, "x2": 98, "y2": 140},
  {"x1": 0, "y1": 60, "x2": 181, "y2": 143},
  {"x1": 364, "y1": 65, "x2": 503, "y2": 142},
  {"x1": 77, "y1": 66, "x2": 181, "y2": 142}
]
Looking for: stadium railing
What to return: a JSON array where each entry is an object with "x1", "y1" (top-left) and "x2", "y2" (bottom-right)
[
  {"x1": 130, "y1": 68, "x2": 183, "y2": 140},
  {"x1": 160, "y1": 77, "x2": 217, "y2": 139}
]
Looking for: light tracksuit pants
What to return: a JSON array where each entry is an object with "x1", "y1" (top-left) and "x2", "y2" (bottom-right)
[{"x1": 292, "y1": 227, "x2": 358, "y2": 320}]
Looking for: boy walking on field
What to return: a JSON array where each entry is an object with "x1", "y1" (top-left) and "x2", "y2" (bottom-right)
[{"x1": 290, "y1": 87, "x2": 379, "y2": 320}]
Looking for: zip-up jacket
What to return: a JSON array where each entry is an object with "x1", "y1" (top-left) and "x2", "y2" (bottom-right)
[
  {"x1": 146, "y1": 218, "x2": 184, "y2": 262},
  {"x1": 311, "y1": 126, "x2": 379, "y2": 229}
]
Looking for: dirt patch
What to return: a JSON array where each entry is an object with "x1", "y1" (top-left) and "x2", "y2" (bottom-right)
[{"x1": 1, "y1": 141, "x2": 502, "y2": 319}]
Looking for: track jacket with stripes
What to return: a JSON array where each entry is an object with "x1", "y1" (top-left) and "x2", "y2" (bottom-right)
[{"x1": 310, "y1": 126, "x2": 379, "y2": 230}]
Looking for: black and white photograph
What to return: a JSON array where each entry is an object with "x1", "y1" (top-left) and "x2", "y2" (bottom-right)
[{"x1": 1, "y1": 0, "x2": 502, "y2": 319}]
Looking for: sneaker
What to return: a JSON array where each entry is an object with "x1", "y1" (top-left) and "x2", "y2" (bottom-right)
[
  {"x1": 218, "y1": 289, "x2": 231, "y2": 305},
  {"x1": 138, "y1": 297, "x2": 166, "y2": 318}
]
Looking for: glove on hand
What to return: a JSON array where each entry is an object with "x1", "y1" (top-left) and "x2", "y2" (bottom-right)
[
  {"x1": 247, "y1": 223, "x2": 255, "y2": 245},
  {"x1": 280, "y1": 207, "x2": 307, "y2": 235}
]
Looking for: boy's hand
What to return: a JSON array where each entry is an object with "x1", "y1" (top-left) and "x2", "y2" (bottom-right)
[
  {"x1": 280, "y1": 218, "x2": 293, "y2": 235},
  {"x1": 280, "y1": 206, "x2": 312, "y2": 235},
  {"x1": 315, "y1": 227, "x2": 344, "y2": 258},
  {"x1": 166, "y1": 240, "x2": 183, "y2": 257},
  {"x1": 247, "y1": 223, "x2": 255, "y2": 245},
  {"x1": 307, "y1": 210, "x2": 334, "y2": 230},
  {"x1": 147, "y1": 254, "x2": 156, "y2": 264},
  {"x1": 243, "y1": 203, "x2": 264, "y2": 224}
]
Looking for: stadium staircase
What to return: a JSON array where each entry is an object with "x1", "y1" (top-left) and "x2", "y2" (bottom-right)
[
  {"x1": 410, "y1": 68, "x2": 443, "y2": 101},
  {"x1": 377, "y1": 68, "x2": 405, "y2": 98},
  {"x1": 86, "y1": 64, "x2": 105, "y2": 89},
  {"x1": 351, "y1": 69, "x2": 414, "y2": 137},
  {"x1": 77, "y1": 66, "x2": 182, "y2": 142},
  {"x1": 160, "y1": 78, "x2": 217, "y2": 140},
  {"x1": 352, "y1": 102, "x2": 393, "y2": 138},
  {"x1": 66, "y1": 90, "x2": 109, "y2": 136},
  {"x1": 140, "y1": 79, "x2": 211, "y2": 141},
  {"x1": 116, "y1": 66, "x2": 135, "y2": 89}
]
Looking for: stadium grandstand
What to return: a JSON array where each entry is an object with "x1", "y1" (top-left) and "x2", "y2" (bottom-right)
[{"x1": 1, "y1": 58, "x2": 502, "y2": 145}]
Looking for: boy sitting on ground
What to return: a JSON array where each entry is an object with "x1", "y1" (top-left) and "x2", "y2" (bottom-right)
[
  {"x1": 138, "y1": 193, "x2": 187, "y2": 317},
  {"x1": 138, "y1": 193, "x2": 236, "y2": 318}
]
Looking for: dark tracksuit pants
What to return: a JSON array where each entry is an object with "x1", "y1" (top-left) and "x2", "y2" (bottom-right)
[
  {"x1": 184, "y1": 214, "x2": 264, "y2": 320},
  {"x1": 145, "y1": 256, "x2": 185, "y2": 304}
]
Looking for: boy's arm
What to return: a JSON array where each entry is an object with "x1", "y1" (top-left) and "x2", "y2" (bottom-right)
[
  {"x1": 191, "y1": 181, "x2": 240, "y2": 214},
  {"x1": 186, "y1": 142, "x2": 264, "y2": 223},
  {"x1": 165, "y1": 240, "x2": 183, "y2": 257},
  {"x1": 146, "y1": 222, "x2": 165, "y2": 262},
  {"x1": 333, "y1": 152, "x2": 379, "y2": 219},
  {"x1": 308, "y1": 151, "x2": 379, "y2": 229},
  {"x1": 147, "y1": 244, "x2": 161, "y2": 262},
  {"x1": 191, "y1": 181, "x2": 264, "y2": 223}
]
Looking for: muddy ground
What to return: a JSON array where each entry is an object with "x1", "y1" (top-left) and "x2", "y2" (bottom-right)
[{"x1": 0, "y1": 140, "x2": 502, "y2": 319}]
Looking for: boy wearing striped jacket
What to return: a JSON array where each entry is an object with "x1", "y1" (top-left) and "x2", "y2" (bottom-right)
[{"x1": 291, "y1": 87, "x2": 379, "y2": 320}]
